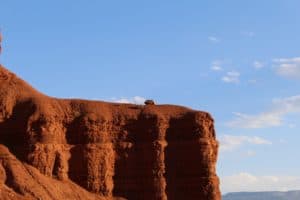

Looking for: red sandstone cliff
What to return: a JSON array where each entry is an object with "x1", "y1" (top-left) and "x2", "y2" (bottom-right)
[{"x1": 0, "y1": 65, "x2": 221, "y2": 200}]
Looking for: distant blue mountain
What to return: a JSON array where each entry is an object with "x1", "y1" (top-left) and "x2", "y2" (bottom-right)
[{"x1": 222, "y1": 190, "x2": 300, "y2": 200}]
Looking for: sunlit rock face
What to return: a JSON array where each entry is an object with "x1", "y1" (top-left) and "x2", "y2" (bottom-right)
[{"x1": 0, "y1": 65, "x2": 221, "y2": 200}]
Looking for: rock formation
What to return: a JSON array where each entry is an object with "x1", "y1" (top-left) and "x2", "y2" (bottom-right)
[{"x1": 0, "y1": 65, "x2": 221, "y2": 200}]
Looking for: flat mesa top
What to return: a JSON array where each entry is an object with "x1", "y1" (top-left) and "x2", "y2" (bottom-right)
[{"x1": 0, "y1": 65, "x2": 212, "y2": 121}]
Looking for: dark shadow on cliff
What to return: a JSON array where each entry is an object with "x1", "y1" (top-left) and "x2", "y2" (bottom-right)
[
  {"x1": 165, "y1": 113, "x2": 204, "y2": 199},
  {"x1": 113, "y1": 116, "x2": 158, "y2": 200},
  {"x1": 0, "y1": 101, "x2": 36, "y2": 161},
  {"x1": 66, "y1": 116, "x2": 88, "y2": 188}
]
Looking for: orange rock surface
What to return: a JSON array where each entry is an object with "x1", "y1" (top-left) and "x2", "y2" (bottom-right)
[{"x1": 0, "y1": 65, "x2": 221, "y2": 200}]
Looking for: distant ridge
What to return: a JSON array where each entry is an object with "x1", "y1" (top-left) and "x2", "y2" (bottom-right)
[{"x1": 223, "y1": 190, "x2": 300, "y2": 200}]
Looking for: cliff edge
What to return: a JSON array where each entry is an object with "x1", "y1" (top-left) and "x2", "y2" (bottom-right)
[{"x1": 0, "y1": 65, "x2": 220, "y2": 200}]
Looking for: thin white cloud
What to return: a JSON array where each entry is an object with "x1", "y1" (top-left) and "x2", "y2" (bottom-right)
[
  {"x1": 221, "y1": 173, "x2": 300, "y2": 194},
  {"x1": 219, "y1": 135, "x2": 271, "y2": 152},
  {"x1": 288, "y1": 123, "x2": 296, "y2": 128},
  {"x1": 279, "y1": 139, "x2": 287, "y2": 144},
  {"x1": 211, "y1": 66, "x2": 222, "y2": 71},
  {"x1": 253, "y1": 61, "x2": 264, "y2": 69},
  {"x1": 111, "y1": 96, "x2": 146, "y2": 104},
  {"x1": 227, "y1": 95, "x2": 300, "y2": 128},
  {"x1": 248, "y1": 79, "x2": 257, "y2": 84},
  {"x1": 228, "y1": 112, "x2": 282, "y2": 128},
  {"x1": 241, "y1": 31, "x2": 255, "y2": 37},
  {"x1": 273, "y1": 57, "x2": 300, "y2": 79},
  {"x1": 210, "y1": 60, "x2": 223, "y2": 71},
  {"x1": 208, "y1": 36, "x2": 220, "y2": 43},
  {"x1": 245, "y1": 150, "x2": 256, "y2": 157},
  {"x1": 273, "y1": 57, "x2": 300, "y2": 63},
  {"x1": 222, "y1": 71, "x2": 240, "y2": 83}
]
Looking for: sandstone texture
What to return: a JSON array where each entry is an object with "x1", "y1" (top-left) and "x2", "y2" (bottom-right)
[{"x1": 0, "y1": 65, "x2": 221, "y2": 200}]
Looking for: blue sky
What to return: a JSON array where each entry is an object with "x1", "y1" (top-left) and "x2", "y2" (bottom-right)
[{"x1": 1, "y1": 0, "x2": 300, "y2": 194}]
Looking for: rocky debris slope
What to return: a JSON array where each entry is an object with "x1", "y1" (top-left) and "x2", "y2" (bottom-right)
[
  {"x1": 0, "y1": 145, "x2": 112, "y2": 200},
  {"x1": 0, "y1": 65, "x2": 220, "y2": 200}
]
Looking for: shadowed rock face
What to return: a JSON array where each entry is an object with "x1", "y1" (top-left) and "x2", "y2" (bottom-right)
[{"x1": 0, "y1": 65, "x2": 221, "y2": 200}]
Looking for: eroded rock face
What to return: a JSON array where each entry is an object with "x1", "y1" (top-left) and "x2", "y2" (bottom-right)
[{"x1": 0, "y1": 65, "x2": 221, "y2": 200}]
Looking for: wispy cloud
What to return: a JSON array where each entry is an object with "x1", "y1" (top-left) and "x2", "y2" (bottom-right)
[
  {"x1": 111, "y1": 96, "x2": 146, "y2": 104},
  {"x1": 228, "y1": 112, "x2": 282, "y2": 128},
  {"x1": 248, "y1": 79, "x2": 257, "y2": 84},
  {"x1": 221, "y1": 173, "x2": 300, "y2": 194},
  {"x1": 273, "y1": 57, "x2": 300, "y2": 79},
  {"x1": 253, "y1": 61, "x2": 264, "y2": 69},
  {"x1": 210, "y1": 60, "x2": 223, "y2": 71},
  {"x1": 208, "y1": 36, "x2": 220, "y2": 43},
  {"x1": 219, "y1": 135, "x2": 271, "y2": 152},
  {"x1": 222, "y1": 71, "x2": 240, "y2": 83},
  {"x1": 241, "y1": 31, "x2": 255, "y2": 37},
  {"x1": 245, "y1": 150, "x2": 256, "y2": 157},
  {"x1": 227, "y1": 95, "x2": 300, "y2": 128},
  {"x1": 211, "y1": 66, "x2": 222, "y2": 71}
]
